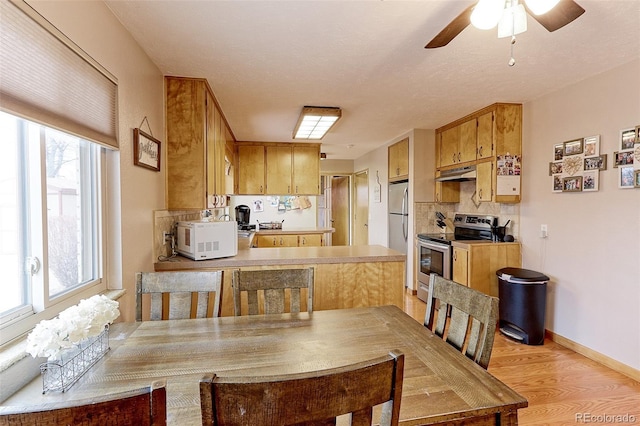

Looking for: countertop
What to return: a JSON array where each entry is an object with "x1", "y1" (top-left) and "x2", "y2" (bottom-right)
[
  {"x1": 451, "y1": 240, "x2": 521, "y2": 248},
  {"x1": 155, "y1": 244, "x2": 406, "y2": 270},
  {"x1": 253, "y1": 227, "x2": 335, "y2": 235}
]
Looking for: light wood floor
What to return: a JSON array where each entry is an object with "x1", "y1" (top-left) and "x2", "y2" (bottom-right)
[{"x1": 403, "y1": 291, "x2": 640, "y2": 425}]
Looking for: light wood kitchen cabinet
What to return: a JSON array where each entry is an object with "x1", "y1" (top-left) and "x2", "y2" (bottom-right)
[
  {"x1": 236, "y1": 142, "x2": 320, "y2": 195},
  {"x1": 452, "y1": 246, "x2": 469, "y2": 286},
  {"x1": 434, "y1": 179, "x2": 460, "y2": 203},
  {"x1": 439, "y1": 119, "x2": 477, "y2": 168},
  {"x1": 476, "y1": 111, "x2": 494, "y2": 159},
  {"x1": 452, "y1": 242, "x2": 521, "y2": 297},
  {"x1": 255, "y1": 234, "x2": 299, "y2": 247},
  {"x1": 388, "y1": 138, "x2": 409, "y2": 181},
  {"x1": 237, "y1": 144, "x2": 266, "y2": 194},
  {"x1": 266, "y1": 145, "x2": 292, "y2": 194},
  {"x1": 475, "y1": 159, "x2": 493, "y2": 202},
  {"x1": 435, "y1": 103, "x2": 522, "y2": 204},
  {"x1": 299, "y1": 234, "x2": 322, "y2": 247},
  {"x1": 292, "y1": 145, "x2": 320, "y2": 194},
  {"x1": 166, "y1": 76, "x2": 232, "y2": 209}
]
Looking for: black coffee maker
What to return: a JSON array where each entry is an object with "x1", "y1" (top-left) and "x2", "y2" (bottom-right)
[{"x1": 235, "y1": 205, "x2": 252, "y2": 230}]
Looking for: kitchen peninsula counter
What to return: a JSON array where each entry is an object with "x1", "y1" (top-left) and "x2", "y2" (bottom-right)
[
  {"x1": 155, "y1": 245, "x2": 406, "y2": 315},
  {"x1": 254, "y1": 227, "x2": 334, "y2": 235}
]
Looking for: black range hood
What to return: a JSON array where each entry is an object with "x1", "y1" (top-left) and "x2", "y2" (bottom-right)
[{"x1": 436, "y1": 165, "x2": 477, "y2": 182}]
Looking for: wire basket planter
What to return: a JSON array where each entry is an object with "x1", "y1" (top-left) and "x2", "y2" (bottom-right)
[{"x1": 40, "y1": 325, "x2": 110, "y2": 394}]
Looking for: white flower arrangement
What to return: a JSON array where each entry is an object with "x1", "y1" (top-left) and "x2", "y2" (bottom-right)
[{"x1": 26, "y1": 295, "x2": 120, "y2": 360}]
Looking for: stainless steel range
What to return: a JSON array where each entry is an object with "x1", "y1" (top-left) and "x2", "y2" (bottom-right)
[{"x1": 415, "y1": 213, "x2": 498, "y2": 302}]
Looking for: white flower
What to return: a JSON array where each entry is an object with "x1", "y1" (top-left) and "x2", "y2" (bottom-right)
[{"x1": 25, "y1": 295, "x2": 120, "y2": 360}]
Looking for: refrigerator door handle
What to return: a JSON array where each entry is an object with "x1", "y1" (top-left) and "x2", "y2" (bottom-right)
[{"x1": 402, "y1": 187, "x2": 408, "y2": 241}]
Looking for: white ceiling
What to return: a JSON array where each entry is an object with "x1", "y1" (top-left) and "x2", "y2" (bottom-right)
[{"x1": 105, "y1": 0, "x2": 640, "y2": 160}]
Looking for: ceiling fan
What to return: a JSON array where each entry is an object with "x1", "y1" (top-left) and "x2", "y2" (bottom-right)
[{"x1": 425, "y1": 0, "x2": 585, "y2": 49}]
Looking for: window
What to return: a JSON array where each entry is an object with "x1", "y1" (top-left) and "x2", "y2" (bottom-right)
[{"x1": 0, "y1": 111, "x2": 105, "y2": 344}]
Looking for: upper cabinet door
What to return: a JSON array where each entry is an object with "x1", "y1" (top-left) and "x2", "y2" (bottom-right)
[
  {"x1": 266, "y1": 145, "x2": 292, "y2": 194},
  {"x1": 388, "y1": 138, "x2": 409, "y2": 182},
  {"x1": 292, "y1": 145, "x2": 320, "y2": 194},
  {"x1": 458, "y1": 119, "x2": 477, "y2": 164},
  {"x1": 476, "y1": 112, "x2": 494, "y2": 160},
  {"x1": 237, "y1": 145, "x2": 265, "y2": 194},
  {"x1": 440, "y1": 126, "x2": 459, "y2": 167}
]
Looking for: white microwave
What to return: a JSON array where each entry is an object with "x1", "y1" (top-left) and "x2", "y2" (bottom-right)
[{"x1": 176, "y1": 220, "x2": 238, "y2": 260}]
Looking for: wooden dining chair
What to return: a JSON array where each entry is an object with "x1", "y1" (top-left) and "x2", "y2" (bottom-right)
[
  {"x1": 231, "y1": 268, "x2": 314, "y2": 316},
  {"x1": 424, "y1": 274, "x2": 499, "y2": 369},
  {"x1": 0, "y1": 380, "x2": 167, "y2": 425},
  {"x1": 136, "y1": 271, "x2": 223, "y2": 321},
  {"x1": 199, "y1": 350, "x2": 404, "y2": 426}
]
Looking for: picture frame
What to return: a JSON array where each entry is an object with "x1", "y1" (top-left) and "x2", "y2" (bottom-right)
[
  {"x1": 583, "y1": 135, "x2": 600, "y2": 157},
  {"x1": 563, "y1": 139, "x2": 584, "y2": 156},
  {"x1": 133, "y1": 128, "x2": 161, "y2": 171},
  {"x1": 582, "y1": 171, "x2": 598, "y2": 192},
  {"x1": 552, "y1": 175, "x2": 563, "y2": 193},
  {"x1": 619, "y1": 166, "x2": 635, "y2": 189},
  {"x1": 636, "y1": 125, "x2": 640, "y2": 143},
  {"x1": 549, "y1": 161, "x2": 563, "y2": 175},
  {"x1": 613, "y1": 150, "x2": 634, "y2": 168},
  {"x1": 553, "y1": 143, "x2": 564, "y2": 161},
  {"x1": 635, "y1": 170, "x2": 640, "y2": 188},
  {"x1": 562, "y1": 175, "x2": 582, "y2": 192},
  {"x1": 583, "y1": 154, "x2": 607, "y2": 171},
  {"x1": 620, "y1": 128, "x2": 635, "y2": 150}
]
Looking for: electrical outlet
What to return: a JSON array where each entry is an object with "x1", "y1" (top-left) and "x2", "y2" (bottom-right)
[
  {"x1": 163, "y1": 232, "x2": 172, "y2": 243},
  {"x1": 540, "y1": 224, "x2": 548, "y2": 238}
]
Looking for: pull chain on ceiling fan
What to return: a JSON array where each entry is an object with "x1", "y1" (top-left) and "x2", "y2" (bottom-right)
[{"x1": 425, "y1": 0, "x2": 585, "y2": 57}]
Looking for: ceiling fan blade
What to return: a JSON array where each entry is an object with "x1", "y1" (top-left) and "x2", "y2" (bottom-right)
[
  {"x1": 527, "y1": 0, "x2": 585, "y2": 32},
  {"x1": 425, "y1": 4, "x2": 475, "y2": 49}
]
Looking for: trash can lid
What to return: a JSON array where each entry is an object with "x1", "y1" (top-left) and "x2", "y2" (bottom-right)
[{"x1": 496, "y1": 267, "x2": 550, "y2": 283}]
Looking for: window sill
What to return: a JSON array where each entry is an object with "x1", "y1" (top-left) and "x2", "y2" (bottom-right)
[{"x1": 0, "y1": 289, "x2": 125, "y2": 402}]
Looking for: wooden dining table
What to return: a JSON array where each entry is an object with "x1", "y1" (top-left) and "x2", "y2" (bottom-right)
[{"x1": 5, "y1": 305, "x2": 527, "y2": 425}]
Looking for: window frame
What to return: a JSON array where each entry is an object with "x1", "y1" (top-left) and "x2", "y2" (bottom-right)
[{"x1": 0, "y1": 113, "x2": 108, "y2": 346}]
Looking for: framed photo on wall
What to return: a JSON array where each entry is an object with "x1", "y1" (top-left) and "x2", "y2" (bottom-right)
[
  {"x1": 582, "y1": 171, "x2": 598, "y2": 192},
  {"x1": 549, "y1": 161, "x2": 563, "y2": 175},
  {"x1": 563, "y1": 139, "x2": 584, "y2": 156},
  {"x1": 133, "y1": 128, "x2": 161, "y2": 172},
  {"x1": 619, "y1": 166, "x2": 635, "y2": 188},
  {"x1": 562, "y1": 176, "x2": 582, "y2": 192},
  {"x1": 584, "y1": 154, "x2": 607, "y2": 171},
  {"x1": 614, "y1": 151, "x2": 634, "y2": 168},
  {"x1": 553, "y1": 143, "x2": 564, "y2": 161},
  {"x1": 620, "y1": 128, "x2": 635, "y2": 150},
  {"x1": 635, "y1": 170, "x2": 640, "y2": 188},
  {"x1": 552, "y1": 175, "x2": 563, "y2": 193},
  {"x1": 583, "y1": 135, "x2": 600, "y2": 157}
]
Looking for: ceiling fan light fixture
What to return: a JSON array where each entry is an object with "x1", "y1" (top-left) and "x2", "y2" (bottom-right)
[
  {"x1": 524, "y1": 0, "x2": 560, "y2": 15},
  {"x1": 498, "y1": 3, "x2": 528, "y2": 38},
  {"x1": 470, "y1": 0, "x2": 506, "y2": 30},
  {"x1": 293, "y1": 106, "x2": 341, "y2": 140}
]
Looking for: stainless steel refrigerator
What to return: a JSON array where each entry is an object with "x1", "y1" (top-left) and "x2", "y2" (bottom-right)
[{"x1": 388, "y1": 181, "x2": 408, "y2": 254}]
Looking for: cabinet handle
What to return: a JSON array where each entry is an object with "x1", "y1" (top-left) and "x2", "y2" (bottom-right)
[
  {"x1": 288, "y1": 185, "x2": 290, "y2": 193},
  {"x1": 436, "y1": 192, "x2": 440, "y2": 202},
  {"x1": 457, "y1": 152, "x2": 461, "y2": 162},
  {"x1": 479, "y1": 189, "x2": 483, "y2": 199},
  {"x1": 453, "y1": 252, "x2": 457, "y2": 261},
  {"x1": 279, "y1": 238, "x2": 284, "y2": 246},
  {"x1": 452, "y1": 153, "x2": 456, "y2": 163},
  {"x1": 260, "y1": 185, "x2": 264, "y2": 193},
  {"x1": 479, "y1": 146, "x2": 483, "y2": 157},
  {"x1": 272, "y1": 238, "x2": 276, "y2": 246},
  {"x1": 302, "y1": 237, "x2": 306, "y2": 245},
  {"x1": 396, "y1": 167, "x2": 400, "y2": 175}
]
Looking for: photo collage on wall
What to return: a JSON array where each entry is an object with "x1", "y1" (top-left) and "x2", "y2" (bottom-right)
[
  {"x1": 550, "y1": 125, "x2": 640, "y2": 192},
  {"x1": 613, "y1": 127, "x2": 640, "y2": 189}
]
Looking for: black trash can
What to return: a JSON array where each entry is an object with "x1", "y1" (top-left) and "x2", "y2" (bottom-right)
[{"x1": 496, "y1": 267, "x2": 550, "y2": 345}]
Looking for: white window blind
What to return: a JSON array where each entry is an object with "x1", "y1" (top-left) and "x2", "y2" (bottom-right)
[{"x1": 0, "y1": 0, "x2": 118, "y2": 149}]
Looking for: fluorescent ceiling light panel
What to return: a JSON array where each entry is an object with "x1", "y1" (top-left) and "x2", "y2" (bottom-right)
[{"x1": 293, "y1": 106, "x2": 341, "y2": 140}]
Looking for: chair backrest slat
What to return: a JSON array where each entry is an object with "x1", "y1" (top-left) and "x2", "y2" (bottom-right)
[
  {"x1": 424, "y1": 274, "x2": 499, "y2": 369},
  {"x1": 0, "y1": 381, "x2": 167, "y2": 426},
  {"x1": 232, "y1": 268, "x2": 314, "y2": 316},
  {"x1": 136, "y1": 271, "x2": 223, "y2": 321},
  {"x1": 200, "y1": 351, "x2": 404, "y2": 426}
]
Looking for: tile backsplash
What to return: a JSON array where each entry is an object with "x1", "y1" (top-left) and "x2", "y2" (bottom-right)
[{"x1": 414, "y1": 181, "x2": 520, "y2": 240}]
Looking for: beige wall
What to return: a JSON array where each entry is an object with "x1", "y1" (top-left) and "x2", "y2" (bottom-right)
[
  {"x1": 521, "y1": 59, "x2": 640, "y2": 370},
  {"x1": 29, "y1": 1, "x2": 165, "y2": 322}
]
